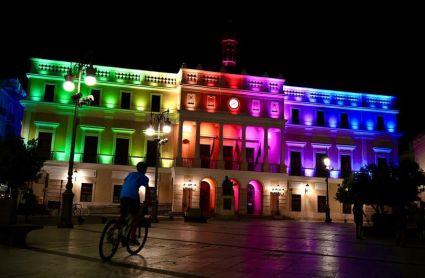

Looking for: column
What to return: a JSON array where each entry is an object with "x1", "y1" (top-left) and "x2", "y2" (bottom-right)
[
  {"x1": 263, "y1": 127, "x2": 270, "y2": 172},
  {"x1": 218, "y1": 123, "x2": 224, "y2": 169},
  {"x1": 175, "y1": 121, "x2": 183, "y2": 166},
  {"x1": 280, "y1": 128, "x2": 286, "y2": 173},
  {"x1": 193, "y1": 122, "x2": 201, "y2": 168},
  {"x1": 241, "y1": 125, "x2": 247, "y2": 171}
]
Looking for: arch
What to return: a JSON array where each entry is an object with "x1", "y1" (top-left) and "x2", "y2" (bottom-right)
[
  {"x1": 200, "y1": 177, "x2": 217, "y2": 213},
  {"x1": 247, "y1": 180, "x2": 263, "y2": 215}
]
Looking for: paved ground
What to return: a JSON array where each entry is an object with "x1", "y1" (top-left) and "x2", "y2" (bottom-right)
[{"x1": 1, "y1": 215, "x2": 425, "y2": 278}]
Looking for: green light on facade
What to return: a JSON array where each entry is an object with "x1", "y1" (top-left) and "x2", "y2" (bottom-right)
[{"x1": 99, "y1": 155, "x2": 113, "y2": 164}]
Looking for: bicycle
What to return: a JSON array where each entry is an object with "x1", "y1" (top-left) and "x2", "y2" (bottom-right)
[{"x1": 98, "y1": 203, "x2": 149, "y2": 261}]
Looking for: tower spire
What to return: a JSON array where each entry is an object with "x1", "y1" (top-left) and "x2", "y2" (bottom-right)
[{"x1": 221, "y1": 19, "x2": 238, "y2": 71}]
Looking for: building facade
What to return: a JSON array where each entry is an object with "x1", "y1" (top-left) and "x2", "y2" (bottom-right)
[
  {"x1": 0, "y1": 78, "x2": 26, "y2": 140},
  {"x1": 19, "y1": 55, "x2": 402, "y2": 221}
]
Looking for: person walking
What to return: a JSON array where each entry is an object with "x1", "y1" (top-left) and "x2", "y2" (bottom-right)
[
  {"x1": 394, "y1": 204, "x2": 409, "y2": 247},
  {"x1": 415, "y1": 202, "x2": 425, "y2": 242},
  {"x1": 23, "y1": 188, "x2": 37, "y2": 223},
  {"x1": 353, "y1": 198, "x2": 367, "y2": 240}
]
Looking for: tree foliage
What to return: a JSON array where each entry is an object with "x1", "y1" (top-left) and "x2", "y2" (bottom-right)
[
  {"x1": 0, "y1": 134, "x2": 45, "y2": 200},
  {"x1": 335, "y1": 159, "x2": 425, "y2": 214}
]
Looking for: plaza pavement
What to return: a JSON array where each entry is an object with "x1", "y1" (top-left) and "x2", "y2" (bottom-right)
[{"x1": 1, "y1": 215, "x2": 425, "y2": 278}]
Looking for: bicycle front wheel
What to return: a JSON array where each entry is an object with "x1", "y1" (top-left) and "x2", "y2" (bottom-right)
[
  {"x1": 99, "y1": 220, "x2": 121, "y2": 261},
  {"x1": 126, "y1": 217, "x2": 149, "y2": 255}
]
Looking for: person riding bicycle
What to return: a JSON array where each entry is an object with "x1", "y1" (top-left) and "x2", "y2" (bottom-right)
[{"x1": 117, "y1": 161, "x2": 151, "y2": 245}]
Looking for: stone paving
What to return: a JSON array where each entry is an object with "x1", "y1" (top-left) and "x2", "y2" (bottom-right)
[{"x1": 1, "y1": 216, "x2": 425, "y2": 277}]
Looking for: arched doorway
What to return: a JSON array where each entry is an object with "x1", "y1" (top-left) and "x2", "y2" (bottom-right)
[{"x1": 200, "y1": 181, "x2": 210, "y2": 214}]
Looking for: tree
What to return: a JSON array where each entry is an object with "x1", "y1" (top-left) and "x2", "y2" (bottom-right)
[
  {"x1": 335, "y1": 159, "x2": 425, "y2": 214},
  {"x1": 0, "y1": 134, "x2": 45, "y2": 223}
]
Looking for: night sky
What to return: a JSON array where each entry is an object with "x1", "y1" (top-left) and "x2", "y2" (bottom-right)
[{"x1": 1, "y1": 4, "x2": 422, "y2": 152}]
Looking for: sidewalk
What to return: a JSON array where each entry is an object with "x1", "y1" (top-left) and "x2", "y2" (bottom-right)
[{"x1": 2, "y1": 216, "x2": 425, "y2": 277}]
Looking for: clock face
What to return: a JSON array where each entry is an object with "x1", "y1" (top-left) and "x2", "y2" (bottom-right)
[{"x1": 229, "y1": 98, "x2": 240, "y2": 109}]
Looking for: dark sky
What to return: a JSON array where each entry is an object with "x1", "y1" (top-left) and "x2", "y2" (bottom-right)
[{"x1": 1, "y1": 4, "x2": 422, "y2": 151}]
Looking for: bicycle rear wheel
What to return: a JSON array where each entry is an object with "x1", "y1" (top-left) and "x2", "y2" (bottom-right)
[
  {"x1": 99, "y1": 220, "x2": 121, "y2": 261},
  {"x1": 126, "y1": 217, "x2": 149, "y2": 255}
]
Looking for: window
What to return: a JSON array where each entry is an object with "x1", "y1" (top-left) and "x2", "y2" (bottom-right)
[
  {"x1": 343, "y1": 203, "x2": 352, "y2": 214},
  {"x1": 290, "y1": 151, "x2": 302, "y2": 176},
  {"x1": 90, "y1": 89, "x2": 100, "y2": 107},
  {"x1": 291, "y1": 109, "x2": 300, "y2": 124},
  {"x1": 151, "y1": 95, "x2": 161, "y2": 112},
  {"x1": 83, "y1": 136, "x2": 98, "y2": 163},
  {"x1": 44, "y1": 84, "x2": 55, "y2": 102},
  {"x1": 37, "y1": 132, "x2": 53, "y2": 160},
  {"x1": 121, "y1": 92, "x2": 131, "y2": 109},
  {"x1": 223, "y1": 145, "x2": 233, "y2": 170},
  {"x1": 316, "y1": 153, "x2": 327, "y2": 177},
  {"x1": 200, "y1": 144, "x2": 211, "y2": 168},
  {"x1": 146, "y1": 140, "x2": 158, "y2": 167},
  {"x1": 291, "y1": 194, "x2": 301, "y2": 212},
  {"x1": 317, "y1": 111, "x2": 325, "y2": 127},
  {"x1": 113, "y1": 184, "x2": 122, "y2": 203},
  {"x1": 341, "y1": 113, "x2": 348, "y2": 129},
  {"x1": 377, "y1": 116, "x2": 385, "y2": 131},
  {"x1": 340, "y1": 155, "x2": 351, "y2": 178},
  {"x1": 80, "y1": 183, "x2": 93, "y2": 202},
  {"x1": 318, "y1": 196, "x2": 326, "y2": 212},
  {"x1": 114, "y1": 138, "x2": 129, "y2": 165}
]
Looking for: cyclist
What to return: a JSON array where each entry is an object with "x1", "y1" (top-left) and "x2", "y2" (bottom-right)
[{"x1": 116, "y1": 161, "x2": 151, "y2": 245}]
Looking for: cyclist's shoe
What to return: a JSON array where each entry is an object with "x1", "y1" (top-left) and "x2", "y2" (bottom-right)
[{"x1": 128, "y1": 238, "x2": 140, "y2": 246}]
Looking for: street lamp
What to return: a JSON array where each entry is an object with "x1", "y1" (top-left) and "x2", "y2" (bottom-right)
[
  {"x1": 323, "y1": 149, "x2": 333, "y2": 223},
  {"x1": 58, "y1": 61, "x2": 96, "y2": 228},
  {"x1": 183, "y1": 180, "x2": 197, "y2": 211},
  {"x1": 270, "y1": 184, "x2": 284, "y2": 217},
  {"x1": 146, "y1": 109, "x2": 171, "y2": 223}
]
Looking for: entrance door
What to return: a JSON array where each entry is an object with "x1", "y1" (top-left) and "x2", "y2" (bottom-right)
[
  {"x1": 200, "y1": 181, "x2": 210, "y2": 214},
  {"x1": 247, "y1": 184, "x2": 255, "y2": 214}
]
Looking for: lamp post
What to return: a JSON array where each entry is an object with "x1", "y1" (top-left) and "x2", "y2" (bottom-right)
[
  {"x1": 323, "y1": 149, "x2": 333, "y2": 223},
  {"x1": 146, "y1": 109, "x2": 171, "y2": 223},
  {"x1": 58, "y1": 61, "x2": 96, "y2": 228},
  {"x1": 270, "y1": 184, "x2": 284, "y2": 217},
  {"x1": 183, "y1": 180, "x2": 197, "y2": 211}
]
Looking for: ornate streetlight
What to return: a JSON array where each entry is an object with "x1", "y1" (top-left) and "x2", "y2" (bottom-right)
[
  {"x1": 270, "y1": 184, "x2": 284, "y2": 217},
  {"x1": 146, "y1": 109, "x2": 171, "y2": 223},
  {"x1": 323, "y1": 149, "x2": 333, "y2": 223},
  {"x1": 182, "y1": 180, "x2": 197, "y2": 211},
  {"x1": 58, "y1": 61, "x2": 96, "y2": 228}
]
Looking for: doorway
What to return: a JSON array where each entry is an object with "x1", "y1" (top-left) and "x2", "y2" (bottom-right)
[{"x1": 200, "y1": 181, "x2": 210, "y2": 214}]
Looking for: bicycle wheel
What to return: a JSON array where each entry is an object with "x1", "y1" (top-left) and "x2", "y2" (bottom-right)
[
  {"x1": 126, "y1": 217, "x2": 148, "y2": 255},
  {"x1": 99, "y1": 220, "x2": 121, "y2": 261}
]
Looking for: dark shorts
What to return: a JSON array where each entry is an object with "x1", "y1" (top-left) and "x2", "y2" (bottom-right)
[
  {"x1": 354, "y1": 214, "x2": 363, "y2": 225},
  {"x1": 120, "y1": 197, "x2": 140, "y2": 214}
]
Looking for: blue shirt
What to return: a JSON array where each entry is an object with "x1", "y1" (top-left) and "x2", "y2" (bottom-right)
[{"x1": 120, "y1": 172, "x2": 149, "y2": 199}]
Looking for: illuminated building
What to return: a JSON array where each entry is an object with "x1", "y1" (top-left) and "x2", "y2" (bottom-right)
[{"x1": 20, "y1": 40, "x2": 401, "y2": 222}]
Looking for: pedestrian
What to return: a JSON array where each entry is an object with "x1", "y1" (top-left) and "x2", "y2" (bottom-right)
[
  {"x1": 353, "y1": 198, "x2": 366, "y2": 240},
  {"x1": 415, "y1": 202, "x2": 425, "y2": 242},
  {"x1": 23, "y1": 188, "x2": 37, "y2": 223},
  {"x1": 394, "y1": 204, "x2": 409, "y2": 247}
]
